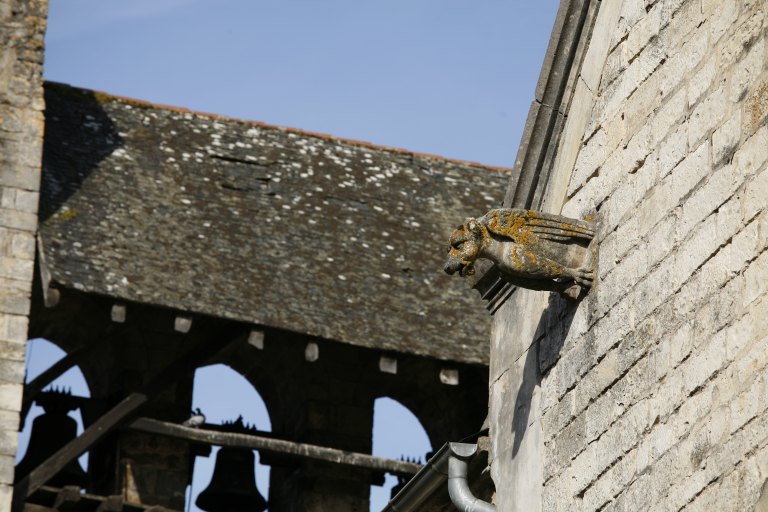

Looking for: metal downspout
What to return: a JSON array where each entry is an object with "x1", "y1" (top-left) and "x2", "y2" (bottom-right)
[
  {"x1": 447, "y1": 443, "x2": 496, "y2": 512},
  {"x1": 381, "y1": 441, "x2": 495, "y2": 512}
]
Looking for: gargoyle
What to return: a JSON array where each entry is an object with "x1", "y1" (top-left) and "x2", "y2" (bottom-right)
[{"x1": 444, "y1": 208, "x2": 596, "y2": 299}]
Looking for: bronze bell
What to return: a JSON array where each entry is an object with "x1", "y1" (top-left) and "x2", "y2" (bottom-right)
[
  {"x1": 195, "y1": 446, "x2": 267, "y2": 512},
  {"x1": 16, "y1": 389, "x2": 87, "y2": 488}
]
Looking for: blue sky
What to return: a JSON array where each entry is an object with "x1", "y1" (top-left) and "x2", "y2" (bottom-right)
[
  {"x1": 44, "y1": 0, "x2": 558, "y2": 168},
  {"x1": 32, "y1": 1, "x2": 560, "y2": 510}
]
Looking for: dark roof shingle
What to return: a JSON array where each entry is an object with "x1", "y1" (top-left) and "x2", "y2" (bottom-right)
[{"x1": 39, "y1": 83, "x2": 510, "y2": 364}]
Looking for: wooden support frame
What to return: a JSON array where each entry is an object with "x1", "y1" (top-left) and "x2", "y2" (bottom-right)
[
  {"x1": 128, "y1": 417, "x2": 422, "y2": 476},
  {"x1": 24, "y1": 486, "x2": 178, "y2": 512},
  {"x1": 21, "y1": 349, "x2": 84, "y2": 419},
  {"x1": 13, "y1": 326, "x2": 246, "y2": 512}
]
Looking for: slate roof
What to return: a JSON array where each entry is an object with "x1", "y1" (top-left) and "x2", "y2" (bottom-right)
[{"x1": 39, "y1": 82, "x2": 510, "y2": 365}]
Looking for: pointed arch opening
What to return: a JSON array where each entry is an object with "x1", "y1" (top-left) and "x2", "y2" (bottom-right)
[
  {"x1": 369, "y1": 397, "x2": 432, "y2": 511},
  {"x1": 17, "y1": 338, "x2": 92, "y2": 480},
  {"x1": 187, "y1": 363, "x2": 272, "y2": 512}
]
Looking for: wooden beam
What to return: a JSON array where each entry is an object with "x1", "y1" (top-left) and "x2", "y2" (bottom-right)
[
  {"x1": 13, "y1": 326, "x2": 246, "y2": 510},
  {"x1": 24, "y1": 486, "x2": 173, "y2": 512},
  {"x1": 14, "y1": 392, "x2": 148, "y2": 508},
  {"x1": 128, "y1": 417, "x2": 422, "y2": 477},
  {"x1": 53, "y1": 485, "x2": 81, "y2": 509},
  {"x1": 23, "y1": 505, "x2": 54, "y2": 512}
]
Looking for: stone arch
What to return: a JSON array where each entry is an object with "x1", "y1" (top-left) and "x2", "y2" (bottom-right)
[
  {"x1": 370, "y1": 396, "x2": 432, "y2": 510},
  {"x1": 372, "y1": 362, "x2": 488, "y2": 451},
  {"x1": 187, "y1": 363, "x2": 272, "y2": 511},
  {"x1": 17, "y1": 338, "x2": 92, "y2": 476}
]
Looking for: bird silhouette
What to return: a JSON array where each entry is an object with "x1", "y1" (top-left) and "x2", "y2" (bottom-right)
[{"x1": 182, "y1": 407, "x2": 206, "y2": 428}]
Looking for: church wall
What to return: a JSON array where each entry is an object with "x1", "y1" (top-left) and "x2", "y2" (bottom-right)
[
  {"x1": 491, "y1": 0, "x2": 768, "y2": 510},
  {"x1": 0, "y1": 0, "x2": 47, "y2": 509}
]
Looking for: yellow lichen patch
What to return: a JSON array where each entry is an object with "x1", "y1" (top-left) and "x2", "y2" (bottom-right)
[
  {"x1": 746, "y1": 81, "x2": 768, "y2": 136},
  {"x1": 92, "y1": 90, "x2": 118, "y2": 105},
  {"x1": 50, "y1": 208, "x2": 79, "y2": 222}
]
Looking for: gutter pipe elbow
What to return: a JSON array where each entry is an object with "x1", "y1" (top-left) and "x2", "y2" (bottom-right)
[{"x1": 447, "y1": 443, "x2": 496, "y2": 512}]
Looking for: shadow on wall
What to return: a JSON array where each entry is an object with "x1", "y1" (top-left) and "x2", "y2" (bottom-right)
[
  {"x1": 40, "y1": 82, "x2": 123, "y2": 221},
  {"x1": 511, "y1": 292, "x2": 579, "y2": 457}
]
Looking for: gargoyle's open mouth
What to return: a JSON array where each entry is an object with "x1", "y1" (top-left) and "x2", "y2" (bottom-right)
[
  {"x1": 444, "y1": 258, "x2": 474, "y2": 277},
  {"x1": 443, "y1": 258, "x2": 465, "y2": 275}
]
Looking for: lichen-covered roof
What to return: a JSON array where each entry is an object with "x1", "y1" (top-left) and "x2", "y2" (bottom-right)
[{"x1": 39, "y1": 82, "x2": 510, "y2": 365}]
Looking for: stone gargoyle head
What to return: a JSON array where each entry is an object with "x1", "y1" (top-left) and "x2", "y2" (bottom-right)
[{"x1": 444, "y1": 218, "x2": 488, "y2": 277}]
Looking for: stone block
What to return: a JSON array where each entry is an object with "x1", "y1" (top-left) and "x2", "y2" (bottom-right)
[
  {"x1": 600, "y1": 43, "x2": 628, "y2": 93},
  {"x1": 715, "y1": 191, "x2": 745, "y2": 240},
  {"x1": 727, "y1": 215, "x2": 760, "y2": 273},
  {"x1": 583, "y1": 448, "x2": 637, "y2": 511},
  {"x1": 0, "y1": 314, "x2": 27, "y2": 343},
  {"x1": 0, "y1": 483, "x2": 11, "y2": 512},
  {"x1": 613, "y1": 213, "x2": 640, "y2": 260},
  {"x1": 704, "y1": 0, "x2": 739, "y2": 44},
  {"x1": 729, "y1": 374, "x2": 763, "y2": 435},
  {"x1": 658, "y1": 0, "x2": 703, "y2": 50},
  {"x1": 688, "y1": 86, "x2": 726, "y2": 147},
  {"x1": 0, "y1": 359, "x2": 24, "y2": 385},
  {"x1": 602, "y1": 41, "x2": 666, "y2": 125},
  {"x1": 567, "y1": 129, "x2": 608, "y2": 197},
  {"x1": 653, "y1": 85, "x2": 688, "y2": 148},
  {"x1": 744, "y1": 250, "x2": 768, "y2": 306},
  {"x1": 736, "y1": 457, "x2": 764, "y2": 511},
  {"x1": 610, "y1": 2, "x2": 646, "y2": 49},
  {"x1": 0, "y1": 383, "x2": 21, "y2": 413},
  {"x1": 626, "y1": 1, "x2": 662, "y2": 61},
  {"x1": 729, "y1": 36, "x2": 765, "y2": 103},
  {"x1": 718, "y1": 10, "x2": 764, "y2": 69},
  {"x1": 683, "y1": 331, "x2": 726, "y2": 396},
  {"x1": 657, "y1": 122, "x2": 687, "y2": 180},
  {"x1": 0, "y1": 189, "x2": 13, "y2": 210},
  {"x1": 688, "y1": 58, "x2": 718, "y2": 108},
  {"x1": 9, "y1": 230, "x2": 34, "y2": 259},
  {"x1": 731, "y1": 308, "x2": 768, "y2": 374},
  {"x1": 743, "y1": 79, "x2": 768, "y2": 138},
  {"x1": 13, "y1": 188, "x2": 37, "y2": 213},
  {"x1": 677, "y1": 163, "x2": 738, "y2": 241},
  {"x1": 0, "y1": 454, "x2": 12, "y2": 485},
  {"x1": 0, "y1": 285, "x2": 30, "y2": 316},
  {"x1": 0, "y1": 340, "x2": 25, "y2": 364},
  {"x1": 543, "y1": 413, "x2": 585, "y2": 482},
  {"x1": 668, "y1": 321, "x2": 694, "y2": 368},
  {"x1": 542, "y1": 390, "x2": 575, "y2": 442},
  {"x1": 713, "y1": 110, "x2": 742, "y2": 168},
  {"x1": 574, "y1": 348, "x2": 620, "y2": 418},
  {"x1": 0, "y1": 166, "x2": 40, "y2": 191},
  {"x1": 0, "y1": 206, "x2": 36, "y2": 231},
  {"x1": 0, "y1": 256, "x2": 32, "y2": 281},
  {"x1": 658, "y1": 22, "x2": 708, "y2": 99}
]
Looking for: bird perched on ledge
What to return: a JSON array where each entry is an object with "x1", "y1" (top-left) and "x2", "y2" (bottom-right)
[{"x1": 182, "y1": 407, "x2": 206, "y2": 428}]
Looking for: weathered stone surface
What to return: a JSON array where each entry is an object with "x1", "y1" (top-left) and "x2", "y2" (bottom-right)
[
  {"x1": 0, "y1": 0, "x2": 48, "y2": 508},
  {"x1": 491, "y1": 0, "x2": 768, "y2": 510}
]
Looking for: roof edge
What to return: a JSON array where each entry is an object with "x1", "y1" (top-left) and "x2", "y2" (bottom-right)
[
  {"x1": 44, "y1": 80, "x2": 512, "y2": 175},
  {"x1": 471, "y1": 0, "x2": 601, "y2": 311}
]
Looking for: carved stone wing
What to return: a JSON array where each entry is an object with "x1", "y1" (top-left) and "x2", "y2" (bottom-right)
[{"x1": 481, "y1": 208, "x2": 594, "y2": 244}]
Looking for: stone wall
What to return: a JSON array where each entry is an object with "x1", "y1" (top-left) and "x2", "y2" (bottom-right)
[
  {"x1": 0, "y1": 0, "x2": 47, "y2": 509},
  {"x1": 490, "y1": 0, "x2": 768, "y2": 510}
]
